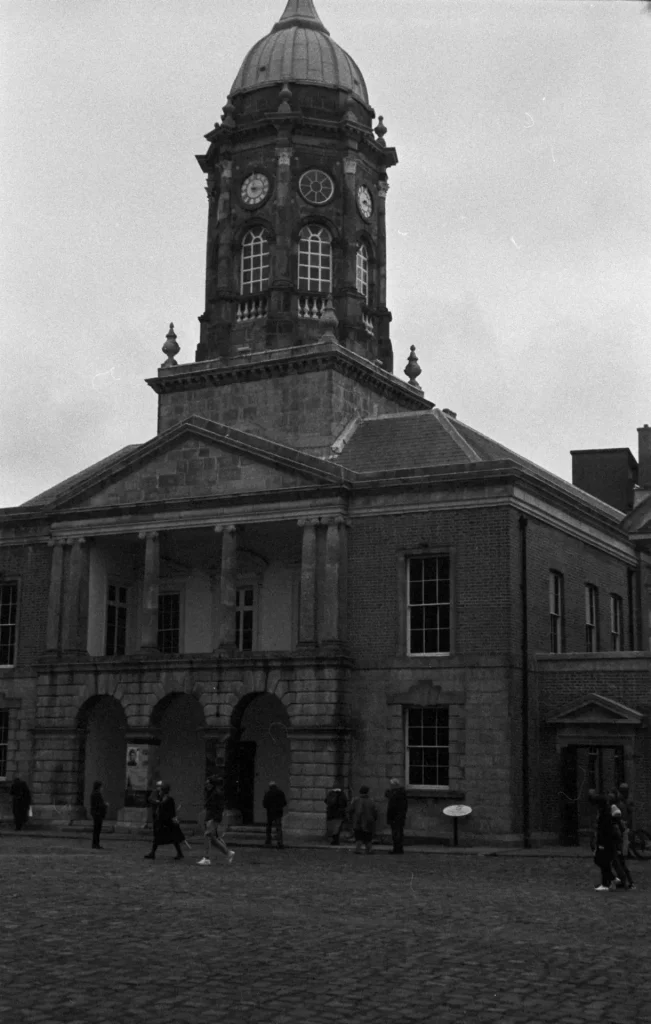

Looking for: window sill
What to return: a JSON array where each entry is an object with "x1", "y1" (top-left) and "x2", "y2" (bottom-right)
[{"x1": 405, "y1": 789, "x2": 465, "y2": 801}]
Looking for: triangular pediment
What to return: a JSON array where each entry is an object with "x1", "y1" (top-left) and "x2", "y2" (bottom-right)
[
  {"x1": 547, "y1": 693, "x2": 644, "y2": 728},
  {"x1": 38, "y1": 417, "x2": 350, "y2": 510}
]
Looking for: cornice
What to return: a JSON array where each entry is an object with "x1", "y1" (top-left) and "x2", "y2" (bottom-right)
[{"x1": 147, "y1": 340, "x2": 432, "y2": 410}]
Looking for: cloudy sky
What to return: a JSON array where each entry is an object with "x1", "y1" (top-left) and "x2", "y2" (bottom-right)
[{"x1": 1, "y1": 0, "x2": 649, "y2": 507}]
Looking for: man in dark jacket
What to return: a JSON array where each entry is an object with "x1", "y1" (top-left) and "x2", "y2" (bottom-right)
[
  {"x1": 263, "y1": 781, "x2": 287, "y2": 849},
  {"x1": 10, "y1": 776, "x2": 31, "y2": 831},
  {"x1": 144, "y1": 783, "x2": 185, "y2": 861},
  {"x1": 198, "y1": 776, "x2": 235, "y2": 866},
  {"x1": 350, "y1": 786, "x2": 378, "y2": 854},
  {"x1": 385, "y1": 778, "x2": 408, "y2": 854},
  {"x1": 90, "y1": 780, "x2": 108, "y2": 850},
  {"x1": 325, "y1": 787, "x2": 348, "y2": 845}
]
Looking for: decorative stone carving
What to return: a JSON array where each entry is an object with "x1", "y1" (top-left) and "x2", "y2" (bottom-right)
[
  {"x1": 377, "y1": 180, "x2": 390, "y2": 200},
  {"x1": 404, "y1": 345, "x2": 422, "y2": 390},
  {"x1": 277, "y1": 148, "x2": 292, "y2": 167},
  {"x1": 161, "y1": 323, "x2": 180, "y2": 368}
]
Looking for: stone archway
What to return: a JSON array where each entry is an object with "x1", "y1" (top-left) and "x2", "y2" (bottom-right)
[
  {"x1": 77, "y1": 696, "x2": 127, "y2": 820},
  {"x1": 151, "y1": 693, "x2": 206, "y2": 822},
  {"x1": 225, "y1": 693, "x2": 291, "y2": 825}
]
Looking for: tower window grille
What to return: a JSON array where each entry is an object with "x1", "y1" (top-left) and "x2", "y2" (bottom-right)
[
  {"x1": 356, "y1": 243, "x2": 369, "y2": 302},
  {"x1": 240, "y1": 228, "x2": 270, "y2": 295},
  {"x1": 298, "y1": 225, "x2": 332, "y2": 293}
]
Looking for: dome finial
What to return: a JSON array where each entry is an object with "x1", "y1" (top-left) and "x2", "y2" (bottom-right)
[
  {"x1": 161, "y1": 323, "x2": 180, "y2": 368},
  {"x1": 374, "y1": 116, "x2": 388, "y2": 147},
  {"x1": 277, "y1": 83, "x2": 293, "y2": 113},
  {"x1": 273, "y1": 0, "x2": 329, "y2": 35},
  {"x1": 404, "y1": 345, "x2": 422, "y2": 389}
]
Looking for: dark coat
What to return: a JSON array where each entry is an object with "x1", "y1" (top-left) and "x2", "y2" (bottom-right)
[
  {"x1": 90, "y1": 790, "x2": 107, "y2": 820},
  {"x1": 325, "y1": 789, "x2": 348, "y2": 821},
  {"x1": 594, "y1": 806, "x2": 618, "y2": 862},
  {"x1": 385, "y1": 786, "x2": 408, "y2": 824},
  {"x1": 350, "y1": 795, "x2": 378, "y2": 834},
  {"x1": 154, "y1": 795, "x2": 185, "y2": 846},
  {"x1": 263, "y1": 786, "x2": 287, "y2": 819},
  {"x1": 10, "y1": 779, "x2": 31, "y2": 808}
]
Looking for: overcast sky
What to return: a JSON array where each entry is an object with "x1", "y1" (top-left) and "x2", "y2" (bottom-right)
[{"x1": 1, "y1": 0, "x2": 649, "y2": 508}]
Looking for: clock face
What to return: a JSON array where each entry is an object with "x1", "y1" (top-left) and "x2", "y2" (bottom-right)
[
  {"x1": 357, "y1": 185, "x2": 373, "y2": 220},
  {"x1": 240, "y1": 172, "x2": 270, "y2": 207},
  {"x1": 299, "y1": 168, "x2": 335, "y2": 205}
]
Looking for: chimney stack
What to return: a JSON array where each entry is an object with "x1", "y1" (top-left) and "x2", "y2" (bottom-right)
[{"x1": 638, "y1": 425, "x2": 651, "y2": 489}]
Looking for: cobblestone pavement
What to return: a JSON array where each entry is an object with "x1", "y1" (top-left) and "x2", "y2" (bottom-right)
[{"x1": 1, "y1": 833, "x2": 650, "y2": 1024}]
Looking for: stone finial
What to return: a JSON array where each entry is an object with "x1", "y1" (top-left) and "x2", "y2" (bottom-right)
[
  {"x1": 319, "y1": 295, "x2": 339, "y2": 343},
  {"x1": 277, "y1": 83, "x2": 293, "y2": 113},
  {"x1": 341, "y1": 93, "x2": 355, "y2": 123},
  {"x1": 374, "y1": 115, "x2": 387, "y2": 146},
  {"x1": 404, "y1": 345, "x2": 422, "y2": 389},
  {"x1": 222, "y1": 97, "x2": 236, "y2": 127},
  {"x1": 161, "y1": 323, "x2": 180, "y2": 368}
]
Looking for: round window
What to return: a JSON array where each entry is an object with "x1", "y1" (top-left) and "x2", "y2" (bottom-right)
[{"x1": 299, "y1": 169, "x2": 334, "y2": 205}]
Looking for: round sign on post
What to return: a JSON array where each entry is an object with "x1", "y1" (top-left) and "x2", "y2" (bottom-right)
[{"x1": 442, "y1": 804, "x2": 472, "y2": 847}]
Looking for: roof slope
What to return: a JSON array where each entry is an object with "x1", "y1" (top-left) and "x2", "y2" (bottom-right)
[
  {"x1": 21, "y1": 445, "x2": 141, "y2": 508},
  {"x1": 336, "y1": 409, "x2": 625, "y2": 521}
]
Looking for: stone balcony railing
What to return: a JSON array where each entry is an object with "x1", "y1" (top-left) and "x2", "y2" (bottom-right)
[
  {"x1": 298, "y1": 294, "x2": 327, "y2": 319},
  {"x1": 236, "y1": 295, "x2": 268, "y2": 322}
]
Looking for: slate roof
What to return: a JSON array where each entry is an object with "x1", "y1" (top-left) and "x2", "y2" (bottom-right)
[{"x1": 335, "y1": 409, "x2": 625, "y2": 521}]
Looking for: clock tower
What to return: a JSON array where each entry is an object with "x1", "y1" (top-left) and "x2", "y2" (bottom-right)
[{"x1": 195, "y1": 0, "x2": 397, "y2": 370}]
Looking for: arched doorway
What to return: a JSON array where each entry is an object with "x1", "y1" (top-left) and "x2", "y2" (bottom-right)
[
  {"x1": 77, "y1": 696, "x2": 127, "y2": 820},
  {"x1": 225, "y1": 693, "x2": 290, "y2": 824},
  {"x1": 151, "y1": 693, "x2": 205, "y2": 822}
]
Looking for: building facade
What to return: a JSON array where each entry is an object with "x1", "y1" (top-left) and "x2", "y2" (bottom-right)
[{"x1": 1, "y1": 0, "x2": 650, "y2": 843}]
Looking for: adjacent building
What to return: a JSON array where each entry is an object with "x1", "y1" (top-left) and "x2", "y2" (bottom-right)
[{"x1": 1, "y1": 0, "x2": 649, "y2": 843}]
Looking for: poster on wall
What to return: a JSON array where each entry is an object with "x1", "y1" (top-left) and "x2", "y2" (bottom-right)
[{"x1": 125, "y1": 745, "x2": 149, "y2": 792}]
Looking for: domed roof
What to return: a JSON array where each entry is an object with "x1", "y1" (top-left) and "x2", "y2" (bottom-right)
[{"x1": 230, "y1": 0, "x2": 369, "y2": 106}]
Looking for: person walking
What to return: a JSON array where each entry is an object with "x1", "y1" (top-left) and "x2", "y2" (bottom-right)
[
  {"x1": 198, "y1": 776, "x2": 235, "y2": 866},
  {"x1": 263, "y1": 781, "x2": 287, "y2": 849},
  {"x1": 324, "y1": 786, "x2": 348, "y2": 846},
  {"x1": 90, "y1": 780, "x2": 108, "y2": 850},
  {"x1": 608, "y1": 794, "x2": 634, "y2": 890},
  {"x1": 10, "y1": 776, "x2": 31, "y2": 831},
  {"x1": 593, "y1": 795, "x2": 619, "y2": 891},
  {"x1": 350, "y1": 785, "x2": 378, "y2": 855},
  {"x1": 144, "y1": 783, "x2": 185, "y2": 861},
  {"x1": 385, "y1": 778, "x2": 408, "y2": 854}
]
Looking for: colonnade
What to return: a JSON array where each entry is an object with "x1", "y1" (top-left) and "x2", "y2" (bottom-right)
[{"x1": 45, "y1": 516, "x2": 349, "y2": 656}]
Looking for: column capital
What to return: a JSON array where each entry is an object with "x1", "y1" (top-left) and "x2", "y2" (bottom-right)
[
  {"x1": 322, "y1": 515, "x2": 351, "y2": 529},
  {"x1": 297, "y1": 517, "x2": 320, "y2": 529},
  {"x1": 378, "y1": 180, "x2": 390, "y2": 200},
  {"x1": 214, "y1": 523, "x2": 237, "y2": 534},
  {"x1": 138, "y1": 530, "x2": 159, "y2": 541},
  {"x1": 68, "y1": 536, "x2": 86, "y2": 546},
  {"x1": 47, "y1": 536, "x2": 66, "y2": 548}
]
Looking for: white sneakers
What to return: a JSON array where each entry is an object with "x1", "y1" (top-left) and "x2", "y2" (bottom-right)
[{"x1": 198, "y1": 852, "x2": 235, "y2": 865}]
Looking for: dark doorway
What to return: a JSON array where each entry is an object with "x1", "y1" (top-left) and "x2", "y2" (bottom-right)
[
  {"x1": 560, "y1": 744, "x2": 626, "y2": 845},
  {"x1": 225, "y1": 739, "x2": 256, "y2": 824}
]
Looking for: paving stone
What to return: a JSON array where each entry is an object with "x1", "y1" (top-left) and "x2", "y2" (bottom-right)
[{"x1": 1, "y1": 833, "x2": 650, "y2": 1023}]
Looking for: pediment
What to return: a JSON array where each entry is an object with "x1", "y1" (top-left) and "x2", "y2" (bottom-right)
[
  {"x1": 547, "y1": 693, "x2": 644, "y2": 728},
  {"x1": 47, "y1": 418, "x2": 348, "y2": 510}
]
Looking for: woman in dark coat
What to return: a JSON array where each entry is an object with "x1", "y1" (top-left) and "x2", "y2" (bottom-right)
[
  {"x1": 593, "y1": 795, "x2": 619, "y2": 891},
  {"x1": 144, "y1": 783, "x2": 185, "y2": 861},
  {"x1": 90, "y1": 780, "x2": 108, "y2": 850},
  {"x1": 10, "y1": 776, "x2": 31, "y2": 831}
]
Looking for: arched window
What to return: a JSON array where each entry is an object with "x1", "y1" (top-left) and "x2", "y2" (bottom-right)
[
  {"x1": 298, "y1": 225, "x2": 332, "y2": 293},
  {"x1": 356, "y1": 243, "x2": 369, "y2": 302},
  {"x1": 240, "y1": 228, "x2": 270, "y2": 295}
]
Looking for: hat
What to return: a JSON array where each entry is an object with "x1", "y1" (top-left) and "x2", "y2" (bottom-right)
[
  {"x1": 611, "y1": 806, "x2": 622, "y2": 817},
  {"x1": 269, "y1": 781, "x2": 276, "y2": 787}
]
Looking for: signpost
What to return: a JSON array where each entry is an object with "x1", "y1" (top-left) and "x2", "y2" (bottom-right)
[{"x1": 442, "y1": 803, "x2": 472, "y2": 847}]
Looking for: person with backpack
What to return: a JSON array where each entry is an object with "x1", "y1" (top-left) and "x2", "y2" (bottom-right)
[
  {"x1": 350, "y1": 785, "x2": 378, "y2": 855},
  {"x1": 324, "y1": 787, "x2": 348, "y2": 846}
]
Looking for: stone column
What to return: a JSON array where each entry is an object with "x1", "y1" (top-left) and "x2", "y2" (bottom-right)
[
  {"x1": 320, "y1": 517, "x2": 343, "y2": 646},
  {"x1": 139, "y1": 531, "x2": 160, "y2": 650},
  {"x1": 46, "y1": 538, "x2": 66, "y2": 652},
  {"x1": 216, "y1": 524, "x2": 237, "y2": 650},
  {"x1": 61, "y1": 537, "x2": 89, "y2": 653},
  {"x1": 298, "y1": 518, "x2": 318, "y2": 646},
  {"x1": 376, "y1": 179, "x2": 393, "y2": 371}
]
